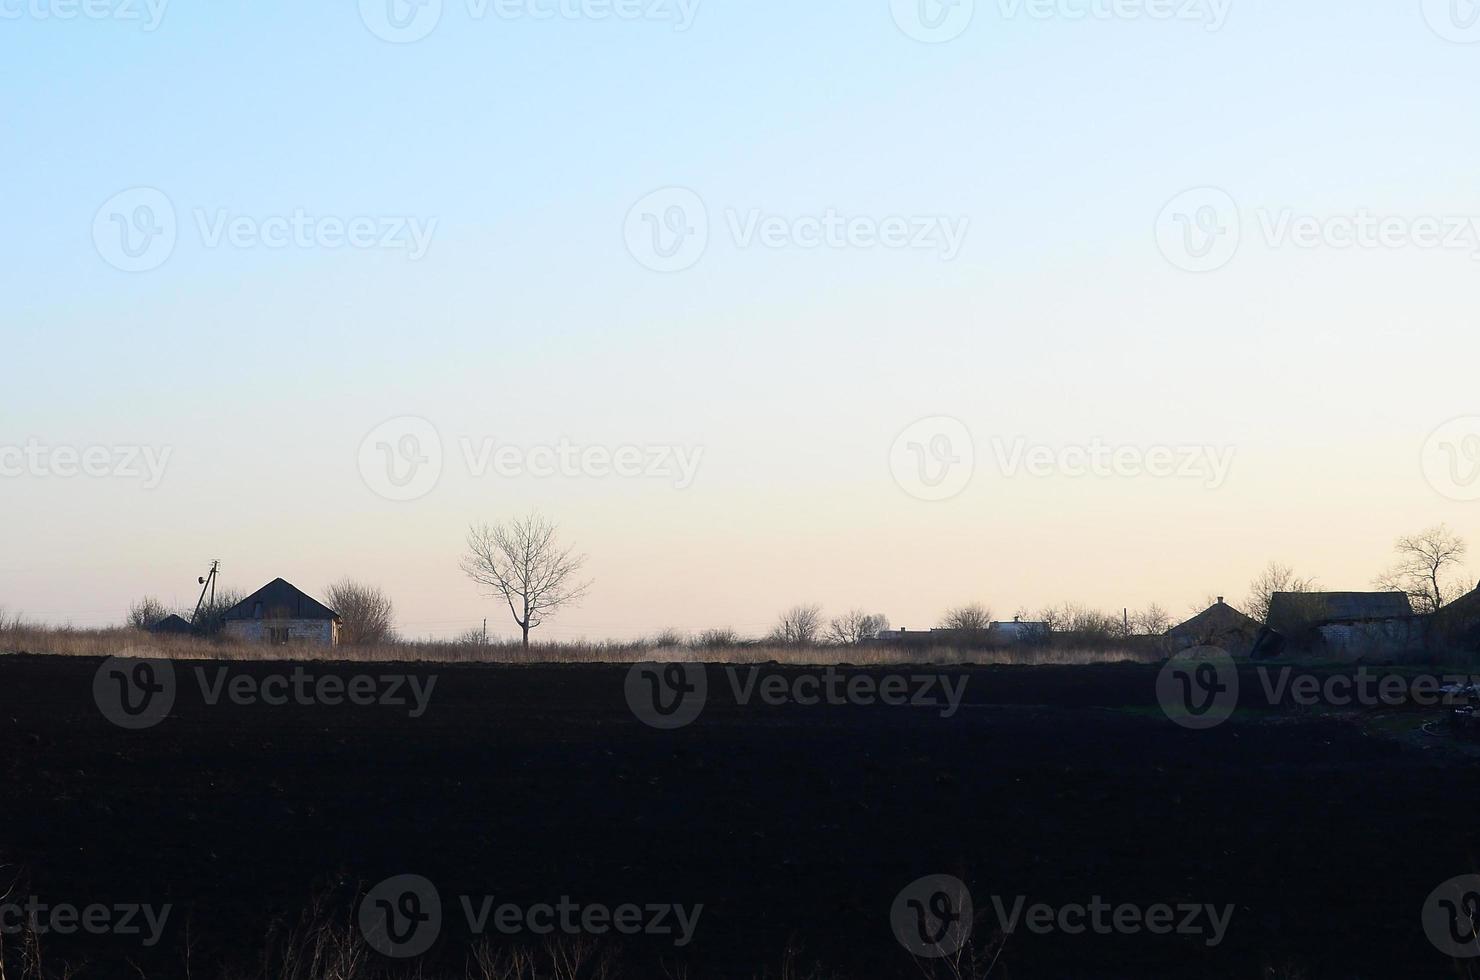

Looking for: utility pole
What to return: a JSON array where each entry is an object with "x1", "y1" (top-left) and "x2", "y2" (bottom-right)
[{"x1": 191, "y1": 560, "x2": 220, "y2": 625}]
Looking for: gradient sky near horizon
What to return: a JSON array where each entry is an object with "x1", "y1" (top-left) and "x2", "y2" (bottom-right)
[{"x1": 4, "y1": 0, "x2": 1480, "y2": 640}]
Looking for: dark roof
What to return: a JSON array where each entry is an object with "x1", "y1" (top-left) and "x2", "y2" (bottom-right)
[
  {"x1": 1167, "y1": 600, "x2": 1259, "y2": 639},
  {"x1": 222, "y1": 578, "x2": 340, "y2": 622},
  {"x1": 1435, "y1": 584, "x2": 1480, "y2": 634},
  {"x1": 148, "y1": 614, "x2": 195, "y2": 635},
  {"x1": 1267, "y1": 592, "x2": 1413, "y2": 633}
]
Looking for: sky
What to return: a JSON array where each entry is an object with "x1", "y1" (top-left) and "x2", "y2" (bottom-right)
[{"x1": 3, "y1": 0, "x2": 1480, "y2": 640}]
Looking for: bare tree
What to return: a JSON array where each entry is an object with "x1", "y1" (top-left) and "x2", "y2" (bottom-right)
[
  {"x1": 324, "y1": 579, "x2": 397, "y2": 646},
  {"x1": 693, "y1": 627, "x2": 739, "y2": 649},
  {"x1": 940, "y1": 603, "x2": 991, "y2": 633},
  {"x1": 1133, "y1": 603, "x2": 1172, "y2": 636},
  {"x1": 1374, "y1": 524, "x2": 1468, "y2": 615},
  {"x1": 826, "y1": 609, "x2": 889, "y2": 645},
  {"x1": 461, "y1": 513, "x2": 592, "y2": 650},
  {"x1": 770, "y1": 605, "x2": 823, "y2": 646},
  {"x1": 191, "y1": 587, "x2": 244, "y2": 636},
  {"x1": 1246, "y1": 561, "x2": 1317, "y2": 624},
  {"x1": 127, "y1": 596, "x2": 169, "y2": 630}
]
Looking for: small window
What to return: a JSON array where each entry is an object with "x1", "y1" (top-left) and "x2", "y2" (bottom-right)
[
  {"x1": 253, "y1": 602, "x2": 264, "y2": 619},
  {"x1": 268, "y1": 627, "x2": 290, "y2": 645}
]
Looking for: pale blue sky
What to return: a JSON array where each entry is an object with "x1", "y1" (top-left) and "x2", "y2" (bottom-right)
[{"x1": 4, "y1": 1, "x2": 1479, "y2": 637}]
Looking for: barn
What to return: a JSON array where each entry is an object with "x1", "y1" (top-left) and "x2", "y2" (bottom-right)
[
  {"x1": 220, "y1": 578, "x2": 341, "y2": 647},
  {"x1": 1265, "y1": 591, "x2": 1418, "y2": 659}
]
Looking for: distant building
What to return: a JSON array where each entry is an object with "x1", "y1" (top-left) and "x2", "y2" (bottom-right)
[
  {"x1": 990, "y1": 616, "x2": 1048, "y2": 641},
  {"x1": 148, "y1": 614, "x2": 195, "y2": 636},
  {"x1": 1431, "y1": 582, "x2": 1480, "y2": 653},
  {"x1": 1264, "y1": 591, "x2": 1418, "y2": 658},
  {"x1": 1166, "y1": 597, "x2": 1260, "y2": 656},
  {"x1": 221, "y1": 578, "x2": 340, "y2": 646}
]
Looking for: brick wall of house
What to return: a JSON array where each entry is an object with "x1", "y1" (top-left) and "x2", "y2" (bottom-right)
[{"x1": 224, "y1": 619, "x2": 338, "y2": 646}]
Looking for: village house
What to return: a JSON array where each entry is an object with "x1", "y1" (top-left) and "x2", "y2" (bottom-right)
[
  {"x1": 221, "y1": 578, "x2": 341, "y2": 647},
  {"x1": 1262, "y1": 591, "x2": 1418, "y2": 659},
  {"x1": 1165, "y1": 597, "x2": 1261, "y2": 656},
  {"x1": 1432, "y1": 583, "x2": 1480, "y2": 653}
]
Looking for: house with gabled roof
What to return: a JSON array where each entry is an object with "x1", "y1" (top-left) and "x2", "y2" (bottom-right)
[
  {"x1": 221, "y1": 578, "x2": 341, "y2": 646},
  {"x1": 1264, "y1": 591, "x2": 1419, "y2": 659},
  {"x1": 1166, "y1": 597, "x2": 1260, "y2": 656}
]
